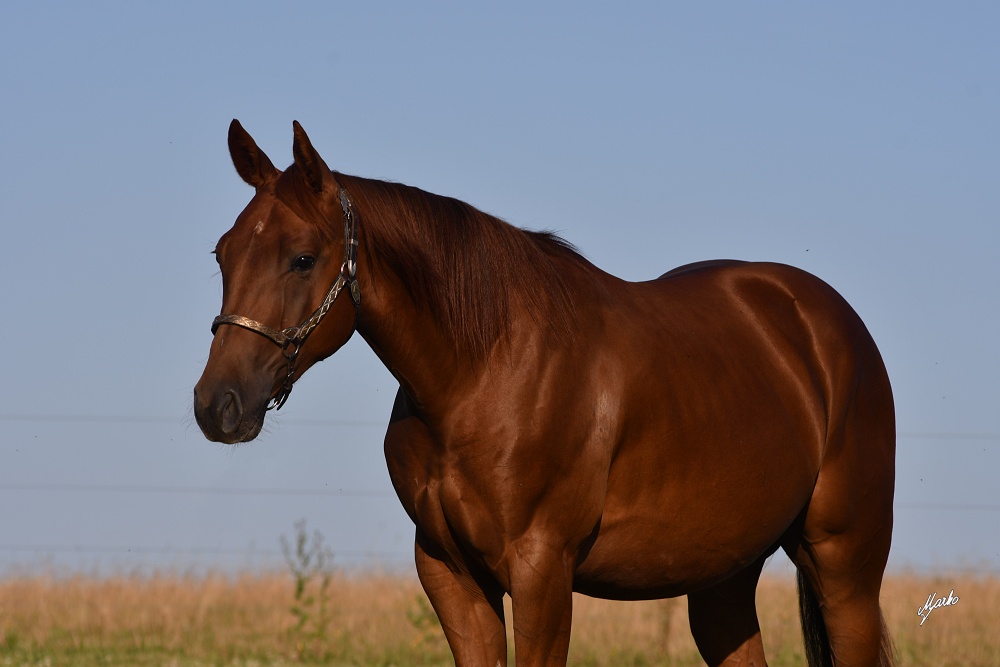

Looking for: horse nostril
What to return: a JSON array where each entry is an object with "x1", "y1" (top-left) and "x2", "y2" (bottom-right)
[{"x1": 220, "y1": 390, "x2": 243, "y2": 434}]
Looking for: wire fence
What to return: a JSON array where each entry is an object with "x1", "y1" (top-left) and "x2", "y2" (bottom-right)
[
  {"x1": 0, "y1": 482, "x2": 996, "y2": 511},
  {"x1": 3, "y1": 413, "x2": 997, "y2": 570},
  {"x1": 0, "y1": 543, "x2": 405, "y2": 561},
  {"x1": 3, "y1": 412, "x2": 1000, "y2": 442}
]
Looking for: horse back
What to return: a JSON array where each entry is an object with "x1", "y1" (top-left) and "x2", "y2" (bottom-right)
[{"x1": 637, "y1": 259, "x2": 892, "y2": 437}]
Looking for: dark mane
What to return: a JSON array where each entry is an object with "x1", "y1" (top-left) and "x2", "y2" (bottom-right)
[{"x1": 333, "y1": 173, "x2": 583, "y2": 358}]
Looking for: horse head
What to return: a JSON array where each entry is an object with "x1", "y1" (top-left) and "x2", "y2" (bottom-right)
[{"x1": 194, "y1": 120, "x2": 359, "y2": 443}]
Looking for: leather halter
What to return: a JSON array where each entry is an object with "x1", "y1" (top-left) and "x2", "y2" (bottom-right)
[{"x1": 211, "y1": 188, "x2": 361, "y2": 410}]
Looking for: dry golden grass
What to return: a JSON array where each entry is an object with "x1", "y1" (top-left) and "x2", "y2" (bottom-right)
[
  {"x1": 0, "y1": 571, "x2": 441, "y2": 665},
  {"x1": 880, "y1": 572, "x2": 1000, "y2": 666},
  {"x1": 569, "y1": 572, "x2": 1000, "y2": 666},
  {"x1": 1, "y1": 569, "x2": 997, "y2": 665}
]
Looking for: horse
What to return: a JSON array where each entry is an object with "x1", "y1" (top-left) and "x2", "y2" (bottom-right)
[{"x1": 194, "y1": 120, "x2": 896, "y2": 667}]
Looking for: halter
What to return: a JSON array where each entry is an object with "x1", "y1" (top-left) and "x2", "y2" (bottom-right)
[{"x1": 211, "y1": 188, "x2": 361, "y2": 410}]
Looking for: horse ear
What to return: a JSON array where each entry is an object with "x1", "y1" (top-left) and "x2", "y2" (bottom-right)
[
  {"x1": 292, "y1": 120, "x2": 335, "y2": 194},
  {"x1": 228, "y1": 119, "x2": 279, "y2": 188}
]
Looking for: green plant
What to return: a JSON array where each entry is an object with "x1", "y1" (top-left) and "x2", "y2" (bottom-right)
[
  {"x1": 406, "y1": 593, "x2": 444, "y2": 654},
  {"x1": 280, "y1": 519, "x2": 335, "y2": 661},
  {"x1": 2, "y1": 629, "x2": 19, "y2": 652}
]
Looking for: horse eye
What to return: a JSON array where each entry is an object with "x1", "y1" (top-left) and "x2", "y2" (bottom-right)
[{"x1": 291, "y1": 255, "x2": 315, "y2": 272}]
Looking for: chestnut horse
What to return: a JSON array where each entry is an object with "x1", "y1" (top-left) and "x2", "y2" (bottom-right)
[{"x1": 194, "y1": 120, "x2": 896, "y2": 666}]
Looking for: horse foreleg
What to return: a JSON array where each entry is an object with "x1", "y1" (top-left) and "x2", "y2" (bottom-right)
[
  {"x1": 415, "y1": 530, "x2": 508, "y2": 667},
  {"x1": 687, "y1": 556, "x2": 769, "y2": 666},
  {"x1": 506, "y1": 536, "x2": 576, "y2": 667}
]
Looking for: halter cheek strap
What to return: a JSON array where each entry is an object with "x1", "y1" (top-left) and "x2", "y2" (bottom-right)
[{"x1": 211, "y1": 188, "x2": 361, "y2": 410}]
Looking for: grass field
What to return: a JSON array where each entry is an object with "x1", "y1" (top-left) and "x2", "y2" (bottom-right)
[{"x1": 1, "y1": 569, "x2": 997, "y2": 666}]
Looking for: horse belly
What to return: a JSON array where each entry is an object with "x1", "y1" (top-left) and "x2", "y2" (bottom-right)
[
  {"x1": 572, "y1": 519, "x2": 776, "y2": 599},
  {"x1": 572, "y1": 433, "x2": 817, "y2": 600}
]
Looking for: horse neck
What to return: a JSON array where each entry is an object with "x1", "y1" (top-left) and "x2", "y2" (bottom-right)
[
  {"x1": 355, "y1": 261, "x2": 466, "y2": 412},
  {"x1": 340, "y1": 174, "x2": 589, "y2": 415},
  {"x1": 345, "y1": 185, "x2": 472, "y2": 412}
]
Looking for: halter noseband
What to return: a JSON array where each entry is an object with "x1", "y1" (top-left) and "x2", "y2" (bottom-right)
[{"x1": 211, "y1": 188, "x2": 361, "y2": 411}]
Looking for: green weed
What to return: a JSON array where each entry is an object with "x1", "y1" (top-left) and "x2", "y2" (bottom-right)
[{"x1": 279, "y1": 519, "x2": 335, "y2": 661}]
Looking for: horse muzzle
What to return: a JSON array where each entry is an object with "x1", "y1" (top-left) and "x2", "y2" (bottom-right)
[{"x1": 193, "y1": 383, "x2": 267, "y2": 444}]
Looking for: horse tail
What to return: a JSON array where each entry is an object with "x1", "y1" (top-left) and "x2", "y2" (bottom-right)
[
  {"x1": 878, "y1": 612, "x2": 898, "y2": 666},
  {"x1": 797, "y1": 570, "x2": 897, "y2": 666},
  {"x1": 797, "y1": 570, "x2": 832, "y2": 667}
]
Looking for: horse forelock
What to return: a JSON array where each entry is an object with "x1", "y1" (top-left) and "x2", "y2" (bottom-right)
[
  {"x1": 332, "y1": 173, "x2": 581, "y2": 358},
  {"x1": 268, "y1": 166, "x2": 343, "y2": 243}
]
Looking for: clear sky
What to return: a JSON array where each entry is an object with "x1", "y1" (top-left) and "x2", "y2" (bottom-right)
[{"x1": 1, "y1": 2, "x2": 998, "y2": 576}]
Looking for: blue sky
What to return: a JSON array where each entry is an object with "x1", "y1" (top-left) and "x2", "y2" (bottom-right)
[{"x1": 1, "y1": 2, "x2": 998, "y2": 575}]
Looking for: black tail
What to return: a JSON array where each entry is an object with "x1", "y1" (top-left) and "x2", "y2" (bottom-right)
[
  {"x1": 797, "y1": 570, "x2": 833, "y2": 667},
  {"x1": 878, "y1": 610, "x2": 898, "y2": 667}
]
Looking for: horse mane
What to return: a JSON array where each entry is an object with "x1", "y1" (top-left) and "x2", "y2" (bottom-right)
[{"x1": 331, "y1": 173, "x2": 583, "y2": 359}]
